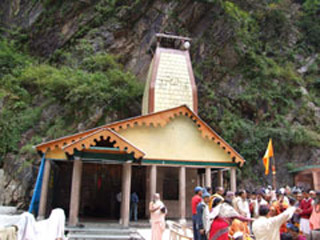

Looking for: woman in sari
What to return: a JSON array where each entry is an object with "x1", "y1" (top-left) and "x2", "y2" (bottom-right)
[
  {"x1": 149, "y1": 193, "x2": 167, "y2": 240},
  {"x1": 209, "y1": 198, "x2": 251, "y2": 240}
]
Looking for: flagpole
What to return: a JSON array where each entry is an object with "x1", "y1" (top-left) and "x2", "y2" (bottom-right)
[{"x1": 272, "y1": 155, "x2": 277, "y2": 190}]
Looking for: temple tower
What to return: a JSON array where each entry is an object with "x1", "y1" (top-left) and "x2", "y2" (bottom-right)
[{"x1": 142, "y1": 33, "x2": 198, "y2": 114}]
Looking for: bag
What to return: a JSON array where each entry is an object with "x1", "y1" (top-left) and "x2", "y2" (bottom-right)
[{"x1": 160, "y1": 205, "x2": 167, "y2": 214}]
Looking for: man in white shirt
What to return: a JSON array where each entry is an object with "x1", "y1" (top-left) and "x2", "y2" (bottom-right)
[
  {"x1": 236, "y1": 190, "x2": 251, "y2": 218},
  {"x1": 252, "y1": 205, "x2": 296, "y2": 240}
]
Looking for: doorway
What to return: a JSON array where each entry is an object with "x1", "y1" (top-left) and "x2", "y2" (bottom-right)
[
  {"x1": 131, "y1": 166, "x2": 147, "y2": 220},
  {"x1": 80, "y1": 163, "x2": 122, "y2": 219}
]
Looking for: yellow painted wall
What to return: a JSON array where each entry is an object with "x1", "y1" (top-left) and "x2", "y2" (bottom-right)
[
  {"x1": 118, "y1": 116, "x2": 232, "y2": 163},
  {"x1": 45, "y1": 148, "x2": 67, "y2": 160}
]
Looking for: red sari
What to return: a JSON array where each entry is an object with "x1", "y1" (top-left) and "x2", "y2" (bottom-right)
[{"x1": 209, "y1": 217, "x2": 229, "y2": 240}]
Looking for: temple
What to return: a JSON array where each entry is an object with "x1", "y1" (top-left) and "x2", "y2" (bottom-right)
[
  {"x1": 291, "y1": 166, "x2": 320, "y2": 191},
  {"x1": 34, "y1": 34, "x2": 246, "y2": 227}
]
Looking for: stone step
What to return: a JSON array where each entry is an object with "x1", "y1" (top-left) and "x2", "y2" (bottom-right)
[
  {"x1": 66, "y1": 228, "x2": 144, "y2": 240},
  {"x1": 67, "y1": 233, "x2": 143, "y2": 240},
  {"x1": 66, "y1": 228, "x2": 132, "y2": 235},
  {"x1": 67, "y1": 233, "x2": 131, "y2": 240}
]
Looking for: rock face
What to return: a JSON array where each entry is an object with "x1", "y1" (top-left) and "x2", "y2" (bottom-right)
[
  {"x1": 0, "y1": 155, "x2": 35, "y2": 208},
  {"x1": 0, "y1": 0, "x2": 319, "y2": 207}
]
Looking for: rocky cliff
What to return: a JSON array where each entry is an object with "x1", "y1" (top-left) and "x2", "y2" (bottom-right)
[{"x1": 0, "y1": 0, "x2": 319, "y2": 207}]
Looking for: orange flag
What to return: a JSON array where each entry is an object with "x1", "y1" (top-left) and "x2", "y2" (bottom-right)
[{"x1": 263, "y1": 139, "x2": 274, "y2": 175}]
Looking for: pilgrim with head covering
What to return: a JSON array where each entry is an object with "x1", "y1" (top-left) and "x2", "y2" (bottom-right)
[
  {"x1": 149, "y1": 193, "x2": 167, "y2": 240},
  {"x1": 209, "y1": 186, "x2": 225, "y2": 212},
  {"x1": 192, "y1": 186, "x2": 203, "y2": 240},
  {"x1": 208, "y1": 198, "x2": 251, "y2": 240},
  {"x1": 195, "y1": 190, "x2": 211, "y2": 240}
]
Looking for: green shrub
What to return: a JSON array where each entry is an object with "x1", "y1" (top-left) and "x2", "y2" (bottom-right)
[{"x1": 0, "y1": 42, "x2": 143, "y2": 158}]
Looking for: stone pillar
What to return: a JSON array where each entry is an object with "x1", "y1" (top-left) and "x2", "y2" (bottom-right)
[
  {"x1": 230, "y1": 168, "x2": 237, "y2": 193},
  {"x1": 201, "y1": 174, "x2": 205, "y2": 187},
  {"x1": 197, "y1": 174, "x2": 201, "y2": 186},
  {"x1": 38, "y1": 159, "x2": 51, "y2": 219},
  {"x1": 218, "y1": 170, "x2": 224, "y2": 188},
  {"x1": 121, "y1": 163, "x2": 132, "y2": 227},
  {"x1": 68, "y1": 158, "x2": 83, "y2": 226},
  {"x1": 150, "y1": 165, "x2": 157, "y2": 198},
  {"x1": 205, "y1": 167, "x2": 212, "y2": 188},
  {"x1": 312, "y1": 171, "x2": 320, "y2": 191},
  {"x1": 179, "y1": 167, "x2": 186, "y2": 223}
]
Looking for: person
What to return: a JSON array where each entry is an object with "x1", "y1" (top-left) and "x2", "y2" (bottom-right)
[
  {"x1": 236, "y1": 190, "x2": 251, "y2": 219},
  {"x1": 192, "y1": 186, "x2": 203, "y2": 240},
  {"x1": 252, "y1": 205, "x2": 296, "y2": 240},
  {"x1": 130, "y1": 192, "x2": 139, "y2": 221},
  {"x1": 272, "y1": 192, "x2": 290, "y2": 233},
  {"x1": 229, "y1": 218, "x2": 252, "y2": 240},
  {"x1": 116, "y1": 191, "x2": 122, "y2": 220},
  {"x1": 286, "y1": 223, "x2": 307, "y2": 240},
  {"x1": 291, "y1": 192, "x2": 303, "y2": 226},
  {"x1": 250, "y1": 191, "x2": 259, "y2": 218},
  {"x1": 195, "y1": 191, "x2": 211, "y2": 240},
  {"x1": 149, "y1": 193, "x2": 167, "y2": 240},
  {"x1": 297, "y1": 190, "x2": 313, "y2": 238},
  {"x1": 209, "y1": 200, "x2": 251, "y2": 240},
  {"x1": 225, "y1": 191, "x2": 235, "y2": 206},
  {"x1": 279, "y1": 188, "x2": 290, "y2": 206},
  {"x1": 209, "y1": 186, "x2": 224, "y2": 211},
  {"x1": 233, "y1": 191, "x2": 241, "y2": 213},
  {"x1": 309, "y1": 191, "x2": 320, "y2": 239},
  {"x1": 256, "y1": 191, "x2": 268, "y2": 217},
  {"x1": 309, "y1": 190, "x2": 316, "y2": 204}
]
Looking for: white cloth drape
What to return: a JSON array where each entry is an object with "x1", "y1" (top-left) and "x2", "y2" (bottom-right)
[{"x1": 0, "y1": 208, "x2": 66, "y2": 240}]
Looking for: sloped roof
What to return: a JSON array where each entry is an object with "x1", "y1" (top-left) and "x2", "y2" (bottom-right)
[
  {"x1": 62, "y1": 128, "x2": 145, "y2": 159},
  {"x1": 35, "y1": 105, "x2": 245, "y2": 166}
]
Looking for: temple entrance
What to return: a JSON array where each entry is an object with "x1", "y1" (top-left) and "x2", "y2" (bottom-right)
[
  {"x1": 50, "y1": 161, "x2": 73, "y2": 218},
  {"x1": 80, "y1": 163, "x2": 122, "y2": 219},
  {"x1": 50, "y1": 162, "x2": 147, "y2": 220}
]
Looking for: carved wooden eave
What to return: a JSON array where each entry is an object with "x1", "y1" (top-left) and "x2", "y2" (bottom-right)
[
  {"x1": 35, "y1": 105, "x2": 245, "y2": 166},
  {"x1": 62, "y1": 128, "x2": 145, "y2": 159}
]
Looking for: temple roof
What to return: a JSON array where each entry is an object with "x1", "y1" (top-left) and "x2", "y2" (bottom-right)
[{"x1": 35, "y1": 105, "x2": 245, "y2": 166}]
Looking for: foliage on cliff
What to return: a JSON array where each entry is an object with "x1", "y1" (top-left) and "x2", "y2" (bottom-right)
[{"x1": 0, "y1": 39, "x2": 143, "y2": 167}]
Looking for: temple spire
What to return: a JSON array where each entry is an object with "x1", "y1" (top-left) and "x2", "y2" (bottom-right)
[{"x1": 142, "y1": 33, "x2": 198, "y2": 114}]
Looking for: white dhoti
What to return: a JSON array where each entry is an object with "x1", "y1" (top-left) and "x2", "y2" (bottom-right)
[{"x1": 300, "y1": 218, "x2": 311, "y2": 235}]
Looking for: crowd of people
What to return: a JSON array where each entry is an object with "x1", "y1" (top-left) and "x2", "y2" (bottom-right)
[{"x1": 192, "y1": 186, "x2": 320, "y2": 240}]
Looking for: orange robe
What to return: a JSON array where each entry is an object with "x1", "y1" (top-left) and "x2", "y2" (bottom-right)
[
  {"x1": 229, "y1": 219, "x2": 252, "y2": 240},
  {"x1": 272, "y1": 200, "x2": 289, "y2": 233}
]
